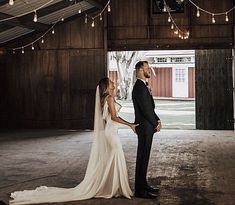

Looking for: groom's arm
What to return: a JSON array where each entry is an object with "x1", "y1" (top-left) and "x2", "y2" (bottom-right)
[{"x1": 134, "y1": 87, "x2": 157, "y2": 128}]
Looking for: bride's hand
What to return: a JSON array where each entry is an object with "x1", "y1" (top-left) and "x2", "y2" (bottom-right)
[{"x1": 130, "y1": 124, "x2": 139, "y2": 133}]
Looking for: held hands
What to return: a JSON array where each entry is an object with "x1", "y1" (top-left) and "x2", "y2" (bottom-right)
[
  {"x1": 154, "y1": 120, "x2": 162, "y2": 132},
  {"x1": 130, "y1": 123, "x2": 139, "y2": 133}
]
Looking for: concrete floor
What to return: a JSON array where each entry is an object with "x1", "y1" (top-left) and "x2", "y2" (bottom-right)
[{"x1": 0, "y1": 129, "x2": 234, "y2": 205}]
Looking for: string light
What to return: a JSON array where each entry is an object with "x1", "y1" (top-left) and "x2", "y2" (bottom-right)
[
  {"x1": 196, "y1": 7, "x2": 200, "y2": 17},
  {"x1": 212, "y1": 14, "x2": 215, "y2": 23},
  {"x1": 107, "y1": 3, "x2": 111, "y2": 12},
  {"x1": 188, "y1": 0, "x2": 234, "y2": 23},
  {"x1": 91, "y1": 18, "x2": 95, "y2": 27},
  {"x1": 225, "y1": 13, "x2": 229, "y2": 22},
  {"x1": 33, "y1": 10, "x2": 37, "y2": 22},
  {"x1": 78, "y1": 9, "x2": 82, "y2": 14},
  {"x1": 10, "y1": 0, "x2": 111, "y2": 53},
  {"x1": 9, "y1": 0, "x2": 14, "y2": 6},
  {"x1": 163, "y1": 0, "x2": 189, "y2": 40},
  {"x1": 168, "y1": 16, "x2": 171, "y2": 22}
]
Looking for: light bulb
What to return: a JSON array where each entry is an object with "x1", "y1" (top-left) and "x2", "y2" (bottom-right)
[
  {"x1": 9, "y1": 0, "x2": 14, "y2": 5},
  {"x1": 13, "y1": 49, "x2": 15, "y2": 54},
  {"x1": 171, "y1": 24, "x2": 174, "y2": 29},
  {"x1": 181, "y1": 36, "x2": 184, "y2": 39},
  {"x1": 168, "y1": 16, "x2": 171, "y2": 22},
  {"x1": 61, "y1": 18, "x2": 64, "y2": 22},
  {"x1": 107, "y1": 4, "x2": 111, "y2": 12},
  {"x1": 31, "y1": 45, "x2": 34, "y2": 50},
  {"x1": 175, "y1": 30, "x2": 179, "y2": 35},
  {"x1": 85, "y1": 14, "x2": 88, "y2": 24},
  {"x1": 91, "y1": 18, "x2": 95, "y2": 27},
  {"x1": 100, "y1": 14, "x2": 102, "y2": 21},
  {"x1": 22, "y1": 48, "x2": 24, "y2": 54},
  {"x1": 225, "y1": 13, "x2": 229, "y2": 22},
  {"x1": 78, "y1": 9, "x2": 82, "y2": 14},
  {"x1": 33, "y1": 11, "x2": 37, "y2": 22},
  {"x1": 163, "y1": 6, "x2": 166, "y2": 12},
  {"x1": 179, "y1": 34, "x2": 182, "y2": 38},
  {"x1": 52, "y1": 29, "x2": 55, "y2": 34},
  {"x1": 41, "y1": 38, "x2": 44, "y2": 43},
  {"x1": 212, "y1": 14, "x2": 215, "y2": 23},
  {"x1": 196, "y1": 7, "x2": 200, "y2": 17}
]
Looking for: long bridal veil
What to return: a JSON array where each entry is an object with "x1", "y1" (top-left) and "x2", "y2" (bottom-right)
[{"x1": 10, "y1": 86, "x2": 111, "y2": 205}]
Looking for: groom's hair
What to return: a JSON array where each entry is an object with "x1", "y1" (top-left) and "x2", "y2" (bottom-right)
[
  {"x1": 135, "y1": 61, "x2": 144, "y2": 70},
  {"x1": 135, "y1": 61, "x2": 148, "y2": 70}
]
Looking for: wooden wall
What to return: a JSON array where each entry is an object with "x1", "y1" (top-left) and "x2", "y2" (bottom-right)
[
  {"x1": 0, "y1": 15, "x2": 106, "y2": 129},
  {"x1": 107, "y1": 0, "x2": 234, "y2": 50}
]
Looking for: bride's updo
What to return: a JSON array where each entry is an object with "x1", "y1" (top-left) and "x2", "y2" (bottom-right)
[{"x1": 98, "y1": 77, "x2": 109, "y2": 109}]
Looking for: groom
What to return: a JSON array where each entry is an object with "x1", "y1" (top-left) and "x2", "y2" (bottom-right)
[{"x1": 132, "y1": 61, "x2": 161, "y2": 199}]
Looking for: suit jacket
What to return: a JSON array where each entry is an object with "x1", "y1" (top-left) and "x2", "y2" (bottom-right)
[{"x1": 132, "y1": 79, "x2": 160, "y2": 134}]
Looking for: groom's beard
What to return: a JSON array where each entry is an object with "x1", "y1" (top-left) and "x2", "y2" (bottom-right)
[{"x1": 144, "y1": 73, "x2": 151, "y2": 78}]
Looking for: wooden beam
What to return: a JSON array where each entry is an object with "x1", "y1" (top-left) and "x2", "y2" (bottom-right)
[
  {"x1": 84, "y1": 0, "x2": 103, "y2": 9},
  {"x1": 0, "y1": 12, "x2": 48, "y2": 31}
]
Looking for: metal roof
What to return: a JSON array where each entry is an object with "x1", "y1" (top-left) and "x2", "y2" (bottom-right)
[{"x1": 0, "y1": 0, "x2": 99, "y2": 44}]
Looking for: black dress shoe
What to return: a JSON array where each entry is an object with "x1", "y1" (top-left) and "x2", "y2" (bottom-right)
[
  {"x1": 146, "y1": 185, "x2": 160, "y2": 193},
  {"x1": 134, "y1": 191, "x2": 157, "y2": 199}
]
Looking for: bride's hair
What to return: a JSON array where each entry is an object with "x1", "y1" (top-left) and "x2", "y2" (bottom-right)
[{"x1": 98, "y1": 77, "x2": 109, "y2": 111}]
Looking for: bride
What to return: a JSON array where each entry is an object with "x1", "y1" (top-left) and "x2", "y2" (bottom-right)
[{"x1": 10, "y1": 77, "x2": 138, "y2": 205}]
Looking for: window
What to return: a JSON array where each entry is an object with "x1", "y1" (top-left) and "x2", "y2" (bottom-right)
[
  {"x1": 156, "y1": 57, "x2": 167, "y2": 63},
  {"x1": 152, "y1": 0, "x2": 184, "y2": 14},
  {"x1": 171, "y1": 57, "x2": 192, "y2": 63},
  {"x1": 175, "y1": 69, "x2": 185, "y2": 83}
]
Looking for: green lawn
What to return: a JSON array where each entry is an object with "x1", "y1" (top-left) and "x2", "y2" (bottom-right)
[{"x1": 117, "y1": 100, "x2": 195, "y2": 130}]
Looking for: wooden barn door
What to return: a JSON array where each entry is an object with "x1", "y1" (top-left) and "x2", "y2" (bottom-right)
[{"x1": 195, "y1": 49, "x2": 234, "y2": 130}]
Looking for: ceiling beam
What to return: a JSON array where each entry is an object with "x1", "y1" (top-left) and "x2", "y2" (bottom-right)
[
  {"x1": 84, "y1": 0, "x2": 103, "y2": 9},
  {"x1": 0, "y1": 12, "x2": 49, "y2": 31}
]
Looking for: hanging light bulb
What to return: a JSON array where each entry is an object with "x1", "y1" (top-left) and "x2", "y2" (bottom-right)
[
  {"x1": 52, "y1": 28, "x2": 55, "y2": 34},
  {"x1": 171, "y1": 24, "x2": 174, "y2": 30},
  {"x1": 78, "y1": 9, "x2": 82, "y2": 14},
  {"x1": 107, "y1": 3, "x2": 111, "y2": 12},
  {"x1": 179, "y1": 33, "x2": 182, "y2": 38},
  {"x1": 33, "y1": 10, "x2": 37, "y2": 22},
  {"x1": 196, "y1": 7, "x2": 200, "y2": 17},
  {"x1": 225, "y1": 13, "x2": 229, "y2": 22},
  {"x1": 13, "y1": 49, "x2": 15, "y2": 54},
  {"x1": 212, "y1": 14, "x2": 215, "y2": 23},
  {"x1": 163, "y1": 6, "x2": 167, "y2": 12},
  {"x1": 21, "y1": 47, "x2": 24, "y2": 54},
  {"x1": 99, "y1": 13, "x2": 102, "y2": 21},
  {"x1": 41, "y1": 38, "x2": 44, "y2": 44},
  {"x1": 181, "y1": 36, "x2": 184, "y2": 39},
  {"x1": 91, "y1": 18, "x2": 95, "y2": 27},
  {"x1": 175, "y1": 30, "x2": 179, "y2": 35},
  {"x1": 31, "y1": 44, "x2": 34, "y2": 50},
  {"x1": 9, "y1": 0, "x2": 14, "y2": 5},
  {"x1": 168, "y1": 16, "x2": 171, "y2": 22},
  {"x1": 61, "y1": 17, "x2": 64, "y2": 22},
  {"x1": 187, "y1": 31, "x2": 190, "y2": 36}
]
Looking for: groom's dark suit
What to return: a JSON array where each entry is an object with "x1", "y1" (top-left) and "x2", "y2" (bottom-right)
[{"x1": 132, "y1": 79, "x2": 160, "y2": 193}]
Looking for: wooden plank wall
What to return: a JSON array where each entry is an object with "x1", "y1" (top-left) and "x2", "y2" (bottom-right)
[
  {"x1": 188, "y1": 67, "x2": 195, "y2": 98},
  {"x1": 195, "y1": 49, "x2": 234, "y2": 130},
  {"x1": 1, "y1": 15, "x2": 106, "y2": 129},
  {"x1": 107, "y1": 0, "x2": 234, "y2": 50}
]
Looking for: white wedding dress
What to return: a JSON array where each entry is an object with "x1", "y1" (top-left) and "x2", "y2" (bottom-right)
[{"x1": 10, "y1": 86, "x2": 133, "y2": 205}]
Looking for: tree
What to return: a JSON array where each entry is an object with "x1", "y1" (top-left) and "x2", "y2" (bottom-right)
[{"x1": 110, "y1": 51, "x2": 147, "y2": 100}]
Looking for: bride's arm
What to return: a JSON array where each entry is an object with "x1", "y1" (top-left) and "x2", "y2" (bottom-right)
[{"x1": 107, "y1": 96, "x2": 138, "y2": 132}]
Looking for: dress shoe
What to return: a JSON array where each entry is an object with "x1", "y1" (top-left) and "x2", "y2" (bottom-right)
[
  {"x1": 134, "y1": 191, "x2": 157, "y2": 199},
  {"x1": 146, "y1": 185, "x2": 160, "y2": 193}
]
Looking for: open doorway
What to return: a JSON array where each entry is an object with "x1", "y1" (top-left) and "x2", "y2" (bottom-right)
[{"x1": 107, "y1": 50, "x2": 195, "y2": 130}]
